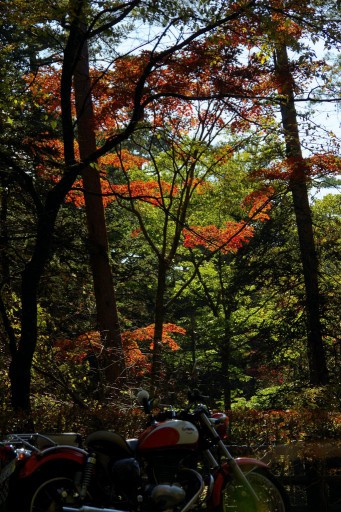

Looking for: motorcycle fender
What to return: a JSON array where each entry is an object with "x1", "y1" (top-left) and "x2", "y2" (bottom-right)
[
  {"x1": 209, "y1": 458, "x2": 269, "y2": 509},
  {"x1": 18, "y1": 447, "x2": 86, "y2": 479}
]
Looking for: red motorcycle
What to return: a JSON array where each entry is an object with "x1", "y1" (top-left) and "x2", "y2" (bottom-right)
[{"x1": 4, "y1": 389, "x2": 290, "y2": 511}]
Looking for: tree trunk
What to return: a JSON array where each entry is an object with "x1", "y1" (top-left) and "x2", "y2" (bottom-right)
[
  {"x1": 216, "y1": 253, "x2": 232, "y2": 410},
  {"x1": 9, "y1": 205, "x2": 59, "y2": 411},
  {"x1": 73, "y1": 22, "x2": 125, "y2": 384},
  {"x1": 274, "y1": 44, "x2": 328, "y2": 385},
  {"x1": 151, "y1": 259, "x2": 168, "y2": 391},
  {"x1": 220, "y1": 324, "x2": 232, "y2": 410},
  {"x1": 0, "y1": 188, "x2": 10, "y2": 285}
]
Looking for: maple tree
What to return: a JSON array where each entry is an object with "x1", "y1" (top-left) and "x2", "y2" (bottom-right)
[
  {"x1": 101, "y1": 96, "x2": 274, "y2": 390},
  {"x1": 54, "y1": 323, "x2": 184, "y2": 381},
  {"x1": 172, "y1": 148, "x2": 278, "y2": 408},
  {"x1": 1, "y1": 0, "x2": 340, "y2": 416},
  {"x1": 2, "y1": 0, "x2": 264, "y2": 411}
]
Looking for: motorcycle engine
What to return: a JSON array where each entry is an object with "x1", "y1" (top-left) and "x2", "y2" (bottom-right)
[
  {"x1": 110, "y1": 452, "x2": 200, "y2": 511},
  {"x1": 150, "y1": 483, "x2": 186, "y2": 509},
  {"x1": 110, "y1": 456, "x2": 186, "y2": 510},
  {"x1": 143, "y1": 451, "x2": 201, "y2": 511}
]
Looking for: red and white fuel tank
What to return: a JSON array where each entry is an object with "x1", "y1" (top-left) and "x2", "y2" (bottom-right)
[{"x1": 138, "y1": 420, "x2": 199, "y2": 451}]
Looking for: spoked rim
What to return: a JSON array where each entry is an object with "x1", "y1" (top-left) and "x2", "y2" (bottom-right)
[{"x1": 222, "y1": 469, "x2": 287, "y2": 511}]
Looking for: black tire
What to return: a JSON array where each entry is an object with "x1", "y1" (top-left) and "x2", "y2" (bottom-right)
[
  {"x1": 219, "y1": 467, "x2": 290, "y2": 512},
  {"x1": 29, "y1": 473, "x2": 80, "y2": 512}
]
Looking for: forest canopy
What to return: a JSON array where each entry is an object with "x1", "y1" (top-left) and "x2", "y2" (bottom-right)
[{"x1": 0, "y1": 0, "x2": 340, "y2": 423}]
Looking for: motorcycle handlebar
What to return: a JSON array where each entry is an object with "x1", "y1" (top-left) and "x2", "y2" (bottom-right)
[
  {"x1": 136, "y1": 388, "x2": 210, "y2": 418},
  {"x1": 187, "y1": 389, "x2": 210, "y2": 404}
]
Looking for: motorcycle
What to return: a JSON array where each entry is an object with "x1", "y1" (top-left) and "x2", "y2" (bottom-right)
[{"x1": 4, "y1": 389, "x2": 290, "y2": 511}]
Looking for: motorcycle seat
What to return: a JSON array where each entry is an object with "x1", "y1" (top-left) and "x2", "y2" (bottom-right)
[{"x1": 86, "y1": 431, "x2": 137, "y2": 457}]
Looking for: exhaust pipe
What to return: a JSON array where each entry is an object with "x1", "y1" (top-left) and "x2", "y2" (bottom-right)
[{"x1": 63, "y1": 507, "x2": 127, "y2": 512}]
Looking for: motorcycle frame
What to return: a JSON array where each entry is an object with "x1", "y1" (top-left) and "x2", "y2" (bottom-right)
[{"x1": 198, "y1": 410, "x2": 268, "y2": 507}]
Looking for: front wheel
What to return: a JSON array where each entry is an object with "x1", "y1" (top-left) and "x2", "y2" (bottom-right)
[{"x1": 219, "y1": 467, "x2": 290, "y2": 512}]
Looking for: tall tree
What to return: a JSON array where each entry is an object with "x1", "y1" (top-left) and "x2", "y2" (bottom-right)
[
  {"x1": 274, "y1": 44, "x2": 329, "y2": 385},
  {"x1": 201, "y1": 0, "x2": 341, "y2": 387},
  {"x1": 73, "y1": 14, "x2": 125, "y2": 385}
]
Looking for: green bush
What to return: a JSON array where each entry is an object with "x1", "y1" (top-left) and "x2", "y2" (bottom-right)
[{"x1": 232, "y1": 383, "x2": 341, "y2": 411}]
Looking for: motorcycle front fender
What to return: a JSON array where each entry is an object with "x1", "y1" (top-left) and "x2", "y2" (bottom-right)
[
  {"x1": 209, "y1": 458, "x2": 269, "y2": 509},
  {"x1": 18, "y1": 446, "x2": 87, "y2": 479}
]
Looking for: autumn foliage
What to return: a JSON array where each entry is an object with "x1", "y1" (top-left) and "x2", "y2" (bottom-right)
[
  {"x1": 183, "y1": 222, "x2": 254, "y2": 254},
  {"x1": 242, "y1": 186, "x2": 275, "y2": 221},
  {"x1": 54, "y1": 324, "x2": 185, "y2": 375},
  {"x1": 253, "y1": 155, "x2": 341, "y2": 182}
]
